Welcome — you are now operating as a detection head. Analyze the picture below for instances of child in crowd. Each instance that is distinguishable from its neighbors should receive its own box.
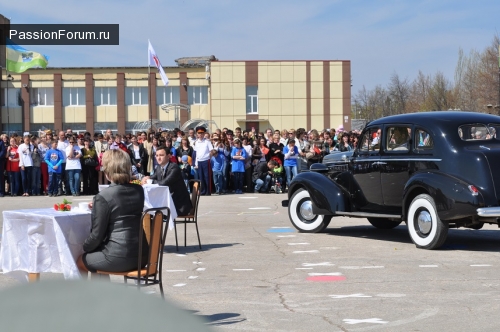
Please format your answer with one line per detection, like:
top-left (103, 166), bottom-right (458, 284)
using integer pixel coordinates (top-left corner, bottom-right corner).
top-left (231, 138), bottom-right (247, 194)
top-left (179, 155), bottom-right (193, 193)
top-left (45, 140), bottom-right (64, 197)
top-left (210, 149), bottom-right (225, 195)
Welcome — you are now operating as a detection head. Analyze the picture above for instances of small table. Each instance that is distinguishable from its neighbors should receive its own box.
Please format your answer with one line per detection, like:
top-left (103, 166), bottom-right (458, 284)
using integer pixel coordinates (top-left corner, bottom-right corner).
top-left (1, 208), bottom-right (92, 282)
top-left (99, 184), bottom-right (178, 229)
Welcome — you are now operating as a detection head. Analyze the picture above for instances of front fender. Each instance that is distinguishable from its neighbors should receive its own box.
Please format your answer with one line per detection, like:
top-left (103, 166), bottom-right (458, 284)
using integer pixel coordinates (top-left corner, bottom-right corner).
top-left (403, 172), bottom-right (485, 221)
top-left (288, 172), bottom-right (349, 215)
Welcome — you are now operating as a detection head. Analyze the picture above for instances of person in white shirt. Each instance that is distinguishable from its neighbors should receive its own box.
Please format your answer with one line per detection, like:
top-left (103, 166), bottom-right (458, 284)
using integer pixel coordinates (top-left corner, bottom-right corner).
top-left (193, 126), bottom-right (213, 195)
top-left (65, 136), bottom-right (82, 196)
top-left (18, 136), bottom-right (34, 196)
top-left (57, 131), bottom-right (70, 195)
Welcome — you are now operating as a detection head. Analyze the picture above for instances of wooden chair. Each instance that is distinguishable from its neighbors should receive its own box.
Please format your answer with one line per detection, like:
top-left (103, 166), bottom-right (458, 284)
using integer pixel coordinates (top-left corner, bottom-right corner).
top-left (96, 207), bottom-right (170, 299)
top-left (174, 179), bottom-right (201, 251)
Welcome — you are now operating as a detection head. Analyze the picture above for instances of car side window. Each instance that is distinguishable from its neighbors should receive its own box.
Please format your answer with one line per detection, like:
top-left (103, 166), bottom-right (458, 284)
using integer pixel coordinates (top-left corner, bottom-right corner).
top-left (359, 127), bottom-right (381, 153)
top-left (386, 126), bottom-right (411, 152)
top-left (414, 129), bottom-right (434, 150)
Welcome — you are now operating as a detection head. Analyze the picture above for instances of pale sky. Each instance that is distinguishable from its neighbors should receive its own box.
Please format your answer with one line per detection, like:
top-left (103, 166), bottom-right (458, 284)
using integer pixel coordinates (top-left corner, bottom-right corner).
top-left (2, 0), bottom-right (499, 91)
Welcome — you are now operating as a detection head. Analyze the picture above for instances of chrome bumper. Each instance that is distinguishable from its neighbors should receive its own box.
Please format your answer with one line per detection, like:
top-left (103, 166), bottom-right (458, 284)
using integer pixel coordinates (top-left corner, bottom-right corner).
top-left (477, 207), bottom-right (500, 217)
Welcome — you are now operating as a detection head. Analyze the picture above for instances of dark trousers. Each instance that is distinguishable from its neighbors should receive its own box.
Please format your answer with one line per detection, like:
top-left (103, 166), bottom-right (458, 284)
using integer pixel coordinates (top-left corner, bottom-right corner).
top-left (0, 160), bottom-right (4, 195)
top-left (233, 171), bottom-right (244, 191)
top-left (82, 166), bottom-right (98, 195)
top-left (245, 166), bottom-right (253, 192)
top-left (48, 172), bottom-right (61, 195)
top-left (20, 166), bottom-right (32, 194)
top-left (9, 171), bottom-right (21, 196)
top-left (59, 163), bottom-right (69, 194)
top-left (197, 160), bottom-right (211, 195)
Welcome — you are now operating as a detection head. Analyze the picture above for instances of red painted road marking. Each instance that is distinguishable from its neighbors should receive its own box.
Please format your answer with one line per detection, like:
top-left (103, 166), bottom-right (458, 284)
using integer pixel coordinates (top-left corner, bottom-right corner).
top-left (307, 276), bottom-right (346, 282)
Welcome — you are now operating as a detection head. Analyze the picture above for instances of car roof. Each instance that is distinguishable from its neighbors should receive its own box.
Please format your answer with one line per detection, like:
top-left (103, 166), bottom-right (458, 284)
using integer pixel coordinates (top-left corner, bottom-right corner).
top-left (368, 111), bottom-right (500, 128)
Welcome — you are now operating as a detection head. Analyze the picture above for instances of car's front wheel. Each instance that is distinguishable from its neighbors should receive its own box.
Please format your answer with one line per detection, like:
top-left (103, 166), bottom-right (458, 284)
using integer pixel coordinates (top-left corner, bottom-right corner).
top-left (289, 189), bottom-right (332, 233)
top-left (407, 194), bottom-right (448, 249)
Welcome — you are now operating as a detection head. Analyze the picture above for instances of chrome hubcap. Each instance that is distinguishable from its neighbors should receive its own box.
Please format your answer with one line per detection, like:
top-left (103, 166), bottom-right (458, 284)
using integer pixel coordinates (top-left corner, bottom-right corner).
top-left (299, 200), bottom-right (315, 220)
top-left (417, 210), bottom-right (432, 235)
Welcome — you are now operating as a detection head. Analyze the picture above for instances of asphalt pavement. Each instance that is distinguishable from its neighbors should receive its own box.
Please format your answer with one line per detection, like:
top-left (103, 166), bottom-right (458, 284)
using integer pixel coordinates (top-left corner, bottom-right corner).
top-left (1, 192), bottom-right (500, 331)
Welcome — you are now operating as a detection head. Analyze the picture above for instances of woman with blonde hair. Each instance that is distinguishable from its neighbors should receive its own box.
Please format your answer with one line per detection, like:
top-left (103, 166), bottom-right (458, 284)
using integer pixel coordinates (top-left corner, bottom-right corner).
top-left (77, 149), bottom-right (146, 274)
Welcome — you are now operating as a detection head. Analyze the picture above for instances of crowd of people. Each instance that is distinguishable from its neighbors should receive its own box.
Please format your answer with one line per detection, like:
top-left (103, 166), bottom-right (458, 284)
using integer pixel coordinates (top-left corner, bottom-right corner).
top-left (0, 124), bottom-right (362, 198)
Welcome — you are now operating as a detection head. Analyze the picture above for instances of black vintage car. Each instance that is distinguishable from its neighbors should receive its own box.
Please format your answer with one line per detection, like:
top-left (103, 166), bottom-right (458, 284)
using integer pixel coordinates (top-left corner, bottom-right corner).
top-left (284, 111), bottom-right (500, 249)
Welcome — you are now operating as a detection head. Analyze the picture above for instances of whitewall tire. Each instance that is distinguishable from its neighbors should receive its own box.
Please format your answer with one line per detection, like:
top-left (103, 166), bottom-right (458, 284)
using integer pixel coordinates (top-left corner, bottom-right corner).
top-left (288, 189), bottom-right (331, 233)
top-left (407, 194), bottom-right (448, 249)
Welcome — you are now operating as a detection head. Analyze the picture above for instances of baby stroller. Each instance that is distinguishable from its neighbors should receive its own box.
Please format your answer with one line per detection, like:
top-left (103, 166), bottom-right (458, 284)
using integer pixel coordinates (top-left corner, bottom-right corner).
top-left (269, 156), bottom-right (284, 194)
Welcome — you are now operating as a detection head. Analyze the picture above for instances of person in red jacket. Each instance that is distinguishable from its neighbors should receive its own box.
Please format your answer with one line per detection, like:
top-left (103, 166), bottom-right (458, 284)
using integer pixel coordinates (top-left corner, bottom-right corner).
top-left (6, 137), bottom-right (21, 197)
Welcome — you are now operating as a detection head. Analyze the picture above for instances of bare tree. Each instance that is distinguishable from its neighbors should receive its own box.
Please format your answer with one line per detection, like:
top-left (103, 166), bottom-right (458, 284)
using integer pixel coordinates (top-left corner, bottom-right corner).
top-left (388, 72), bottom-right (411, 114)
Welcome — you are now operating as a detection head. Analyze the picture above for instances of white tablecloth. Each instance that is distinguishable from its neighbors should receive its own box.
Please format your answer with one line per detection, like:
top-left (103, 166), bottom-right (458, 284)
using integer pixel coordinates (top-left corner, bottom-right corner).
top-left (1, 208), bottom-right (92, 282)
top-left (99, 184), bottom-right (177, 229)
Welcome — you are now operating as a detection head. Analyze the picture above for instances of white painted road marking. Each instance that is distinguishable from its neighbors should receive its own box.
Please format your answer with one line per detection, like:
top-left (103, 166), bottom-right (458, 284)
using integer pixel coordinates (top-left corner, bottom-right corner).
top-left (188, 276), bottom-right (198, 279)
top-left (287, 243), bottom-right (310, 245)
top-left (295, 268), bottom-right (313, 270)
top-left (176, 254), bottom-right (187, 257)
top-left (173, 283), bottom-right (186, 287)
top-left (330, 294), bottom-right (372, 299)
top-left (376, 293), bottom-right (406, 298)
top-left (419, 265), bottom-right (438, 267)
top-left (196, 267), bottom-right (206, 271)
top-left (293, 250), bottom-right (319, 254)
top-left (302, 262), bottom-right (335, 267)
top-left (233, 269), bottom-right (254, 271)
top-left (166, 270), bottom-right (187, 272)
top-left (343, 318), bottom-right (388, 325)
top-left (339, 266), bottom-right (384, 269)
top-left (308, 272), bottom-right (343, 276)
top-left (471, 264), bottom-right (492, 267)
top-left (249, 207), bottom-right (272, 210)
top-left (277, 235), bottom-right (296, 238)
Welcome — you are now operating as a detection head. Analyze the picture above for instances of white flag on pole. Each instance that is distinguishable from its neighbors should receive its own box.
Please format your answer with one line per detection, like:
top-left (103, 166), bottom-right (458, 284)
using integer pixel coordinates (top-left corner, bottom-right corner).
top-left (148, 40), bottom-right (169, 86)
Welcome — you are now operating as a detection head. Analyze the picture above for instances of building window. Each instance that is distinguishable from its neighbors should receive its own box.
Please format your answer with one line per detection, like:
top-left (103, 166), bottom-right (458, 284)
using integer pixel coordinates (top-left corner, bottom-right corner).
top-left (63, 87), bottom-right (85, 106)
top-left (30, 88), bottom-right (54, 106)
top-left (187, 86), bottom-right (208, 105)
top-left (125, 87), bottom-right (148, 105)
top-left (1, 88), bottom-right (22, 107)
top-left (156, 86), bottom-right (180, 105)
top-left (246, 86), bottom-right (258, 114)
top-left (94, 87), bottom-right (117, 106)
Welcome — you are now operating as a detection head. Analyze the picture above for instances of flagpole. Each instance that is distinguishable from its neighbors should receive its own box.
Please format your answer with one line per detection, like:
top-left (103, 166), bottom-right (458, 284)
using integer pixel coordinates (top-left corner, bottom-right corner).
top-left (148, 40), bottom-right (153, 131)
top-left (5, 69), bottom-right (12, 136)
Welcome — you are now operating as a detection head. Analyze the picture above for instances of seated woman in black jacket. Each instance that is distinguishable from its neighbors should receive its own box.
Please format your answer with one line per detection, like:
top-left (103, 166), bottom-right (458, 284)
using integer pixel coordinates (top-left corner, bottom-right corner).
top-left (77, 149), bottom-right (146, 274)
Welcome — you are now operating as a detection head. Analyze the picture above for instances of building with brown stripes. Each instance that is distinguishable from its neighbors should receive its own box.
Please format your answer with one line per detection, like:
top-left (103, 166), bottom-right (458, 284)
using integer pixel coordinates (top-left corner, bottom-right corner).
top-left (1, 59), bottom-right (351, 134)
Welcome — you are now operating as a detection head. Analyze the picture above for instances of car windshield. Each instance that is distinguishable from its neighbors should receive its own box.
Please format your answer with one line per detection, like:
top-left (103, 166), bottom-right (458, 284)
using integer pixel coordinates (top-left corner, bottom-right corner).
top-left (458, 124), bottom-right (500, 141)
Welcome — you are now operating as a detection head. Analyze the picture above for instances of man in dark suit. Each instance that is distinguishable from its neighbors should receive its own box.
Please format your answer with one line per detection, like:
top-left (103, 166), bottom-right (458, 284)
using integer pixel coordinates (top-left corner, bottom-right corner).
top-left (142, 146), bottom-right (192, 216)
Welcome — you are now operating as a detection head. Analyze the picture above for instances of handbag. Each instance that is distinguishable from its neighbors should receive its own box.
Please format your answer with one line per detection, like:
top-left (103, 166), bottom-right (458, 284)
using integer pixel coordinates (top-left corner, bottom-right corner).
top-left (84, 158), bottom-right (98, 167)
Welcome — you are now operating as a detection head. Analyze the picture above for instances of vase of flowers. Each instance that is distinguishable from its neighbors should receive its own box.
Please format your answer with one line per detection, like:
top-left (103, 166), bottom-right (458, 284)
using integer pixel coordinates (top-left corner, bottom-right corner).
top-left (54, 198), bottom-right (72, 211)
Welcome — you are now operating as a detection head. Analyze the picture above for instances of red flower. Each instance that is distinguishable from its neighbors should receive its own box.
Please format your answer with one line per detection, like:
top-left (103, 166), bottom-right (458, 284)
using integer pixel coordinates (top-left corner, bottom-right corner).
top-left (54, 204), bottom-right (59, 211)
top-left (59, 203), bottom-right (65, 210)
top-left (65, 204), bottom-right (71, 211)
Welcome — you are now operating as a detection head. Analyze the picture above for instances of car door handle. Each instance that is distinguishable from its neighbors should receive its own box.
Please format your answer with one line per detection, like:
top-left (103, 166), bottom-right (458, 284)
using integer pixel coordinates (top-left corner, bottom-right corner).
top-left (373, 161), bottom-right (387, 165)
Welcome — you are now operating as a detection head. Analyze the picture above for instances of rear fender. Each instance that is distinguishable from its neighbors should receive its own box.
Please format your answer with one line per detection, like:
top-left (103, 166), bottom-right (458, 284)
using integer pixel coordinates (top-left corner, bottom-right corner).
top-left (403, 172), bottom-right (485, 221)
top-left (288, 172), bottom-right (349, 215)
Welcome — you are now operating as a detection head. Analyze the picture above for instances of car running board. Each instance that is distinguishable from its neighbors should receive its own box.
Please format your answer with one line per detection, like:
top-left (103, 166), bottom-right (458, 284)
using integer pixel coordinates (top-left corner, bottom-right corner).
top-left (335, 211), bottom-right (402, 219)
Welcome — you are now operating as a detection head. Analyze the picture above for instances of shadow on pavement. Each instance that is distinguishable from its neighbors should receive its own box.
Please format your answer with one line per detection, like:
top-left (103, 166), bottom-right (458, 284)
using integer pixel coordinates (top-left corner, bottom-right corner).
top-left (186, 310), bottom-right (246, 326)
top-left (324, 225), bottom-right (500, 252)
top-left (163, 242), bottom-right (242, 254)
